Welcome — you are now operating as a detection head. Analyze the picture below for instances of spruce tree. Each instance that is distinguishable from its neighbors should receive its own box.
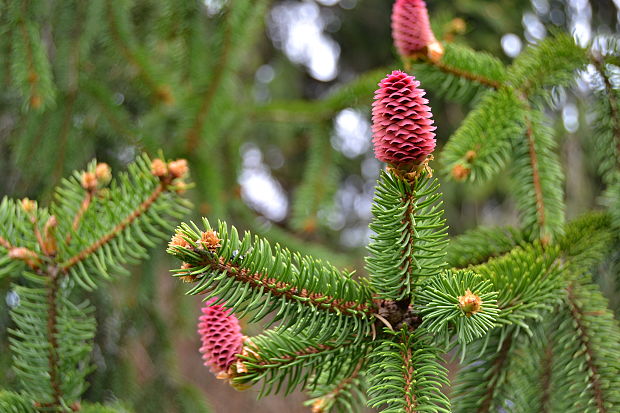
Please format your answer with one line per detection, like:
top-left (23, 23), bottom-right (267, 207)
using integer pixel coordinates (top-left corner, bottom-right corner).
top-left (166, 1), bottom-right (620, 412)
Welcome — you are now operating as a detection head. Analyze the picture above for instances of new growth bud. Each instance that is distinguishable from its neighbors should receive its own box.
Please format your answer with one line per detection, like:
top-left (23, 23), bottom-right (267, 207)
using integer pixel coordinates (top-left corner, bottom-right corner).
top-left (20, 198), bottom-right (36, 213)
top-left (169, 232), bottom-right (190, 249)
top-left (372, 70), bottom-right (436, 170)
top-left (95, 163), bottom-right (112, 184)
top-left (81, 172), bottom-right (97, 191)
top-left (458, 289), bottom-right (482, 317)
top-left (168, 159), bottom-right (188, 178)
top-left (151, 159), bottom-right (168, 177)
top-left (199, 230), bottom-right (221, 252)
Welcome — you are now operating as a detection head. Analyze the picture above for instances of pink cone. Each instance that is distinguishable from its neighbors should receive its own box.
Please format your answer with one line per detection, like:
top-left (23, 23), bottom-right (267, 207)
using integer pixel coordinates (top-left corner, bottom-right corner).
top-left (197, 298), bottom-right (243, 374)
top-left (371, 70), bottom-right (436, 166)
top-left (392, 0), bottom-right (437, 57)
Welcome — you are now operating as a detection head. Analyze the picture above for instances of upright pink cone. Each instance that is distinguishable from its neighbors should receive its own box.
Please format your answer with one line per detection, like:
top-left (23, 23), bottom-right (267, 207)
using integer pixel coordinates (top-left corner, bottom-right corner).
top-left (197, 298), bottom-right (243, 374)
top-left (371, 70), bottom-right (436, 167)
top-left (392, 0), bottom-right (439, 57)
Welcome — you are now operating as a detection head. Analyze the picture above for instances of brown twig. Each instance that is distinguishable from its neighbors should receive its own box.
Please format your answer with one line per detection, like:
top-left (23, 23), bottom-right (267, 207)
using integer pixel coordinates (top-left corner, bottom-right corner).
top-left (60, 183), bottom-right (165, 272)
top-left (420, 55), bottom-right (502, 90)
top-left (540, 341), bottom-right (554, 413)
top-left (402, 346), bottom-right (416, 413)
top-left (193, 256), bottom-right (373, 317)
top-left (184, 0), bottom-right (234, 152)
top-left (64, 191), bottom-right (93, 245)
top-left (46, 266), bottom-right (62, 406)
top-left (566, 283), bottom-right (607, 413)
top-left (0, 236), bottom-right (13, 250)
top-left (525, 117), bottom-right (547, 238)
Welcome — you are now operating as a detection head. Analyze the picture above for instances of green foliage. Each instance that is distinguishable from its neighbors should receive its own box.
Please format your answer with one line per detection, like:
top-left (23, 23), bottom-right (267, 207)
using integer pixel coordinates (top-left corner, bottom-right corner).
top-left (304, 361), bottom-right (367, 413)
top-left (366, 328), bottom-right (450, 413)
top-left (0, 391), bottom-right (36, 413)
top-left (472, 242), bottom-right (565, 334)
top-left (417, 270), bottom-right (499, 346)
top-left (506, 280), bottom-right (620, 412)
top-left (445, 225), bottom-right (526, 269)
top-left (510, 111), bottom-right (565, 242)
top-left (411, 42), bottom-right (506, 103)
top-left (0, 154), bottom-right (191, 411)
top-left (9, 279), bottom-right (96, 407)
top-left (451, 328), bottom-right (519, 413)
top-left (507, 33), bottom-right (588, 96)
top-left (290, 124), bottom-right (340, 233)
top-left (0, 198), bottom-right (36, 279)
top-left (53, 155), bottom-right (191, 290)
top-left (168, 219), bottom-right (374, 344)
top-left (365, 170), bottom-right (448, 300)
top-left (440, 88), bottom-right (526, 183)
top-left (235, 329), bottom-right (370, 398)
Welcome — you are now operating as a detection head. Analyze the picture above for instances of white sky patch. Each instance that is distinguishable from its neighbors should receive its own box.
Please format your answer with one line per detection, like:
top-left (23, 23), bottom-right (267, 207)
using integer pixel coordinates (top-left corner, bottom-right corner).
top-left (203, 0), bottom-right (227, 15)
top-left (523, 12), bottom-right (547, 42)
top-left (331, 108), bottom-right (371, 158)
top-left (568, 0), bottom-right (592, 47)
top-left (269, 1), bottom-right (341, 81)
top-left (562, 102), bottom-right (580, 133)
top-left (501, 33), bottom-right (522, 57)
top-left (239, 144), bottom-right (288, 221)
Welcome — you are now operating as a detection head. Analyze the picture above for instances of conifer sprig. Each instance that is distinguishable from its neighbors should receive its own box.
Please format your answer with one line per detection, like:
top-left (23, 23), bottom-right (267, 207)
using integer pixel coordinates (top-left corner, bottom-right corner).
top-left (366, 328), bottom-right (450, 413)
top-left (366, 170), bottom-right (448, 300)
top-left (1, 154), bottom-right (191, 411)
top-left (417, 270), bottom-right (499, 347)
top-left (233, 330), bottom-right (371, 398)
top-left (168, 219), bottom-right (375, 343)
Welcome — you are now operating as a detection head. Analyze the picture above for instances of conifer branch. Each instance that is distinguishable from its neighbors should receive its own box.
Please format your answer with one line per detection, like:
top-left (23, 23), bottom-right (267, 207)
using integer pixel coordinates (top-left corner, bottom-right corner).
top-left (592, 56), bottom-right (620, 171)
top-left (188, 253), bottom-right (371, 317)
top-left (476, 332), bottom-right (513, 413)
top-left (566, 283), bottom-right (607, 413)
top-left (539, 341), bottom-right (553, 413)
top-left (16, 4), bottom-right (40, 107)
top-left (524, 116), bottom-right (547, 239)
top-left (105, 0), bottom-right (172, 105)
top-left (315, 358), bottom-right (365, 410)
top-left (185, 1), bottom-right (233, 152)
top-left (52, 92), bottom-right (78, 186)
top-left (421, 55), bottom-right (501, 90)
top-left (60, 182), bottom-right (165, 272)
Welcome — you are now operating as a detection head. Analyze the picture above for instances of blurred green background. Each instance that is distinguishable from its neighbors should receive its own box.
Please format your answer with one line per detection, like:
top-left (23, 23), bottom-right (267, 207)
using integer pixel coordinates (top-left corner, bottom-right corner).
top-left (0, 0), bottom-right (618, 411)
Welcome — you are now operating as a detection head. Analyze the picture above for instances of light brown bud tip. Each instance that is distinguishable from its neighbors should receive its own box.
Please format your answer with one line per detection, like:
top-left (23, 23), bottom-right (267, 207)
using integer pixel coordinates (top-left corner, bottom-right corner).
top-left (168, 159), bottom-right (189, 178)
top-left (427, 40), bottom-right (445, 62)
top-left (151, 159), bottom-right (168, 177)
top-left (465, 150), bottom-right (477, 162)
top-left (21, 198), bottom-right (36, 213)
top-left (81, 172), bottom-right (98, 191)
top-left (199, 230), bottom-right (221, 251)
top-left (8, 247), bottom-right (40, 268)
top-left (451, 164), bottom-right (471, 181)
top-left (169, 232), bottom-right (190, 248)
top-left (95, 163), bottom-right (112, 183)
top-left (458, 289), bottom-right (482, 317)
